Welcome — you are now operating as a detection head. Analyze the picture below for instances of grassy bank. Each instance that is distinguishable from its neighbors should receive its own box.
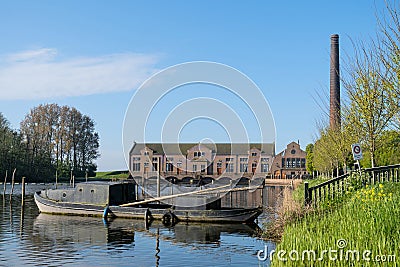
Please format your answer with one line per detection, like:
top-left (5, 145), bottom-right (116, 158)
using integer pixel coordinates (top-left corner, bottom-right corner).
top-left (95, 170), bottom-right (130, 180)
top-left (270, 181), bottom-right (400, 266)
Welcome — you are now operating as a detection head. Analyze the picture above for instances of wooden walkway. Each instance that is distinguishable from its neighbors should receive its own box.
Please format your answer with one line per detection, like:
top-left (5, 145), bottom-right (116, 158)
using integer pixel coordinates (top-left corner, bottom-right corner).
top-left (264, 178), bottom-right (302, 187)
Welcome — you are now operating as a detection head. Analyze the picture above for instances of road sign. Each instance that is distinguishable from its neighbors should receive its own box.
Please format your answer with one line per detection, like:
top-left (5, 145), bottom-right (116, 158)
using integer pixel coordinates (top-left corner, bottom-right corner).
top-left (351, 143), bottom-right (363, 160)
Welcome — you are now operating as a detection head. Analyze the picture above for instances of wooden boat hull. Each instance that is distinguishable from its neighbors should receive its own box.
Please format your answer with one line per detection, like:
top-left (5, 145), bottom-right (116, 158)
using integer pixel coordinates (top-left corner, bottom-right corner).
top-left (34, 191), bottom-right (262, 223)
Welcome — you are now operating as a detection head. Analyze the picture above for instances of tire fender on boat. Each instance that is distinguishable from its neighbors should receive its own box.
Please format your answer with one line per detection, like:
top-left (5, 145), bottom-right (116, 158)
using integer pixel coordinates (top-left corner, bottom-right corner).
top-left (144, 208), bottom-right (152, 222)
top-left (162, 211), bottom-right (178, 226)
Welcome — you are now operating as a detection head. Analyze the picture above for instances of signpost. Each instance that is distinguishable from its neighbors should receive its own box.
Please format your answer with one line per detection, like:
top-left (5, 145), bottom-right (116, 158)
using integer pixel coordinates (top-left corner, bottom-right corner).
top-left (351, 143), bottom-right (363, 173)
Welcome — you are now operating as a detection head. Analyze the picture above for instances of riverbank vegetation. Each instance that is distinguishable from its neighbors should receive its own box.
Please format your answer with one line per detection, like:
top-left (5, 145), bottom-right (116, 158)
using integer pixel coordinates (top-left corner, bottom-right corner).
top-left (0, 104), bottom-right (99, 182)
top-left (307, 1), bottom-right (400, 177)
top-left (270, 180), bottom-right (400, 266)
top-left (273, 3), bottom-right (400, 264)
top-left (95, 170), bottom-right (130, 180)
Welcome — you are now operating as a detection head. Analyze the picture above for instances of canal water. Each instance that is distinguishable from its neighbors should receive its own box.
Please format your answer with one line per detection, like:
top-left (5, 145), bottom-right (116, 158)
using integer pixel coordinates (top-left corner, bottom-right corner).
top-left (0, 184), bottom-right (281, 267)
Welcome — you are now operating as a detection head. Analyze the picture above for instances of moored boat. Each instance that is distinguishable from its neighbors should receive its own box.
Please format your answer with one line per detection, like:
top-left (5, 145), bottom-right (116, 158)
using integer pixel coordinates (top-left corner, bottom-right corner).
top-left (34, 181), bottom-right (262, 224)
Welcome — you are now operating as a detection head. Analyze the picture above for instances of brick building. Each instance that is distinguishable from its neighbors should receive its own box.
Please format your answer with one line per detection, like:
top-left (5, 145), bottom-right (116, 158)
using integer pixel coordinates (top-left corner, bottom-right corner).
top-left (129, 142), bottom-right (275, 180)
top-left (270, 141), bottom-right (308, 179)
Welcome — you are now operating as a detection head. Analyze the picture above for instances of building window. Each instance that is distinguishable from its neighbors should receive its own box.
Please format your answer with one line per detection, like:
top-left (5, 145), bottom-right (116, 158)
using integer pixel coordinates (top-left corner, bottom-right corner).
top-left (193, 165), bottom-right (197, 172)
top-left (166, 157), bottom-right (174, 162)
top-left (301, 158), bottom-right (306, 168)
top-left (251, 152), bottom-right (257, 157)
top-left (296, 158), bottom-right (301, 168)
top-left (240, 157), bottom-right (248, 162)
top-left (194, 151), bottom-right (204, 157)
top-left (282, 158), bottom-right (285, 168)
top-left (166, 163), bottom-right (174, 172)
top-left (152, 162), bottom-right (158, 171)
top-left (133, 157), bottom-right (140, 161)
top-left (252, 162), bottom-right (257, 173)
top-left (144, 151), bottom-right (149, 156)
top-left (217, 162), bottom-right (222, 168)
top-left (132, 163), bottom-right (140, 171)
top-left (144, 162), bottom-right (149, 167)
top-left (225, 163), bottom-right (234, 173)
top-left (240, 163), bottom-right (248, 172)
top-left (261, 158), bottom-right (269, 162)
top-left (153, 157), bottom-right (158, 162)
top-left (291, 158), bottom-right (296, 168)
top-left (261, 163), bottom-right (269, 173)
top-left (226, 158), bottom-right (232, 162)
top-left (201, 164), bottom-right (206, 173)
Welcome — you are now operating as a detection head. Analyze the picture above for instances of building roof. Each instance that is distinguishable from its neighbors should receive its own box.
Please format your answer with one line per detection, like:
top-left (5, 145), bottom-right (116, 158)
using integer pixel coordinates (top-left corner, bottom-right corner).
top-left (130, 142), bottom-right (275, 156)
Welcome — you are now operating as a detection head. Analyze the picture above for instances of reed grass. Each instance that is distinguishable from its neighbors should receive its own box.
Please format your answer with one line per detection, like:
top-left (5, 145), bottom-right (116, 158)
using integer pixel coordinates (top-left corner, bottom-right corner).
top-left (271, 182), bottom-right (400, 266)
top-left (263, 177), bottom-right (330, 240)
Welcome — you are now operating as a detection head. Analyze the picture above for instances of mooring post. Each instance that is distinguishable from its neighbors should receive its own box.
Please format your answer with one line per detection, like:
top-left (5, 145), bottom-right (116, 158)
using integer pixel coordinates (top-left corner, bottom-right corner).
top-left (72, 175), bottom-right (75, 188)
top-left (10, 168), bottom-right (16, 202)
top-left (21, 177), bottom-right (25, 208)
top-left (304, 181), bottom-right (310, 207)
top-left (3, 170), bottom-right (7, 195)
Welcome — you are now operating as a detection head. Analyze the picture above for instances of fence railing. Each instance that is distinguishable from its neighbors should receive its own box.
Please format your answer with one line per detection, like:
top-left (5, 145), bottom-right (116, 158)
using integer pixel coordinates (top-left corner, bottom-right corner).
top-left (304, 164), bottom-right (400, 207)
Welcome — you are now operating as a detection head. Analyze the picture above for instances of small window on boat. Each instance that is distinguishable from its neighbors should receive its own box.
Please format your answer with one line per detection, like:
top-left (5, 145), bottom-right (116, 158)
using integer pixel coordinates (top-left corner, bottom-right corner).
top-left (62, 192), bottom-right (67, 198)
top-left (79, 188), bottom-right (83, 192)
top-left (91, 189), bottom-right (95, 193)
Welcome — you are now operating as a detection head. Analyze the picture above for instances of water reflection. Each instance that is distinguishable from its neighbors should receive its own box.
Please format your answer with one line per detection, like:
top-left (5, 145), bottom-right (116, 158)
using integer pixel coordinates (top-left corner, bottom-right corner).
top-left (0, 185), bottom-right (281, 267)
top-left (30, 214), bottom-right (263, 266)
top-left (34, 214), bottom-right (135, 246)
top-left (33, 214), bottom-right (261, 247)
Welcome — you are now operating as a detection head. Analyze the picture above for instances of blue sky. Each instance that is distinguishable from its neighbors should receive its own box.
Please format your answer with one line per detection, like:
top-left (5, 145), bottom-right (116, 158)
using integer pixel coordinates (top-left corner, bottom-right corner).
top-left (0, 1), bottom-right (384, 171)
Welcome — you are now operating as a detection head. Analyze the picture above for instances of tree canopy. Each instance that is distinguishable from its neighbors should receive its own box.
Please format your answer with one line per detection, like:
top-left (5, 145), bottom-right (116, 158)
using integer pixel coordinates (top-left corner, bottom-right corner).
top-left (312, 1), bottom-right (400, 174)
top-left (0, 104), bottom-right (100, 182)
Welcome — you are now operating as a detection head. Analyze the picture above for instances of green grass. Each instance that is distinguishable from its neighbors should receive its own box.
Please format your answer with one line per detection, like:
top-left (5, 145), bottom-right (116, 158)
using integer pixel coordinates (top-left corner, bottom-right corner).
top-left (271, 182), bottom-right (400, 266)
top-left (95, 170), bottom-right (130, 180)
top-left (292, 176), bottom-right (331, 202)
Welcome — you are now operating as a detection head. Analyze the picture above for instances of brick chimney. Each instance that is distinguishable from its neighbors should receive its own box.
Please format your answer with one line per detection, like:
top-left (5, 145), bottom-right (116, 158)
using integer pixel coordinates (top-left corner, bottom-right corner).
top-left (330, 34), bottom-right (341, 129)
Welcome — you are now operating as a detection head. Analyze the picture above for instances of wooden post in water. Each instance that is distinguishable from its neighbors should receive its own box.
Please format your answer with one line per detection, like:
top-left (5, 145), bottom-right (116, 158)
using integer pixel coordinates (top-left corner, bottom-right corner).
top-left (3, 170), bottom-right (7, 195)
top-left (70, 169), bottom-right (73, 187)
top-left (72, 175), bottom-right (75, 188)
top-left (55, 170), bottom-right (58, 189)
top-left (157, 157), bottom-right (161, 199)
top-left (20, 178), bottom-right (25, 237)
top-left (156, 173), bottom-right (161, 205)
top-left (10, 168), bottom-right (16, 202)
top-left (21, 177), bottom-right (25, 208)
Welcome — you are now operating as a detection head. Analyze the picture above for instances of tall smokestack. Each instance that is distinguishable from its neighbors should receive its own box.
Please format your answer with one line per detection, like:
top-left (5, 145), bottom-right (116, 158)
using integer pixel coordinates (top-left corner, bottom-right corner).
top-left (330, 34), bottom-right (341, 129)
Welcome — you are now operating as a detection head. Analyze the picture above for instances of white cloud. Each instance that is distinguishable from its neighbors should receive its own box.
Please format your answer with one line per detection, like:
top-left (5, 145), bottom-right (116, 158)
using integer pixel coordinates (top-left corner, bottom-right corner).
top-left (0, 48), bottom-right (159, 100)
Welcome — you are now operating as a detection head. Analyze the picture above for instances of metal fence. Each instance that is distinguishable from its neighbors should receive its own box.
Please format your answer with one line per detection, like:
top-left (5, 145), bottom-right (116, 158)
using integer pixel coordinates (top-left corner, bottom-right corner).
top-left (304, 164), bottom-right (400, 207)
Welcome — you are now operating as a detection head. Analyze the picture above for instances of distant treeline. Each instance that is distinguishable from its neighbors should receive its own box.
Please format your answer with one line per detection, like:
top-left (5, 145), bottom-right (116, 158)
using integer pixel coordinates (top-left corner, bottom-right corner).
top-left (0, 104), bottom-right (99, 182)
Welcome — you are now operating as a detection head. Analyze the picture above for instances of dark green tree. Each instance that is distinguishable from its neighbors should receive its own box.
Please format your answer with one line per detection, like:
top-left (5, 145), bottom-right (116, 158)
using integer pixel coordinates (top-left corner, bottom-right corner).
top-left (305, 143), bottom-right (314, 174)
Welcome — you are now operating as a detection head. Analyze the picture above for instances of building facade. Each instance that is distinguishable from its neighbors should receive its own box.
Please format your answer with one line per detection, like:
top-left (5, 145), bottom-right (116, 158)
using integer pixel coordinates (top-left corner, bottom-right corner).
top-left (129, 143), bottom-right (275, 180)
top-left (270, 141), bottom-right (308, 179)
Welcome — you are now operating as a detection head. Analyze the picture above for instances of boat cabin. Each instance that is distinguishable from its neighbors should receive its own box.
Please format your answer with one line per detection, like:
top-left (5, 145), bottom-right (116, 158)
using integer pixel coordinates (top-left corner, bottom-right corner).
top-left (47, 182), bottom-right (136, 205)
